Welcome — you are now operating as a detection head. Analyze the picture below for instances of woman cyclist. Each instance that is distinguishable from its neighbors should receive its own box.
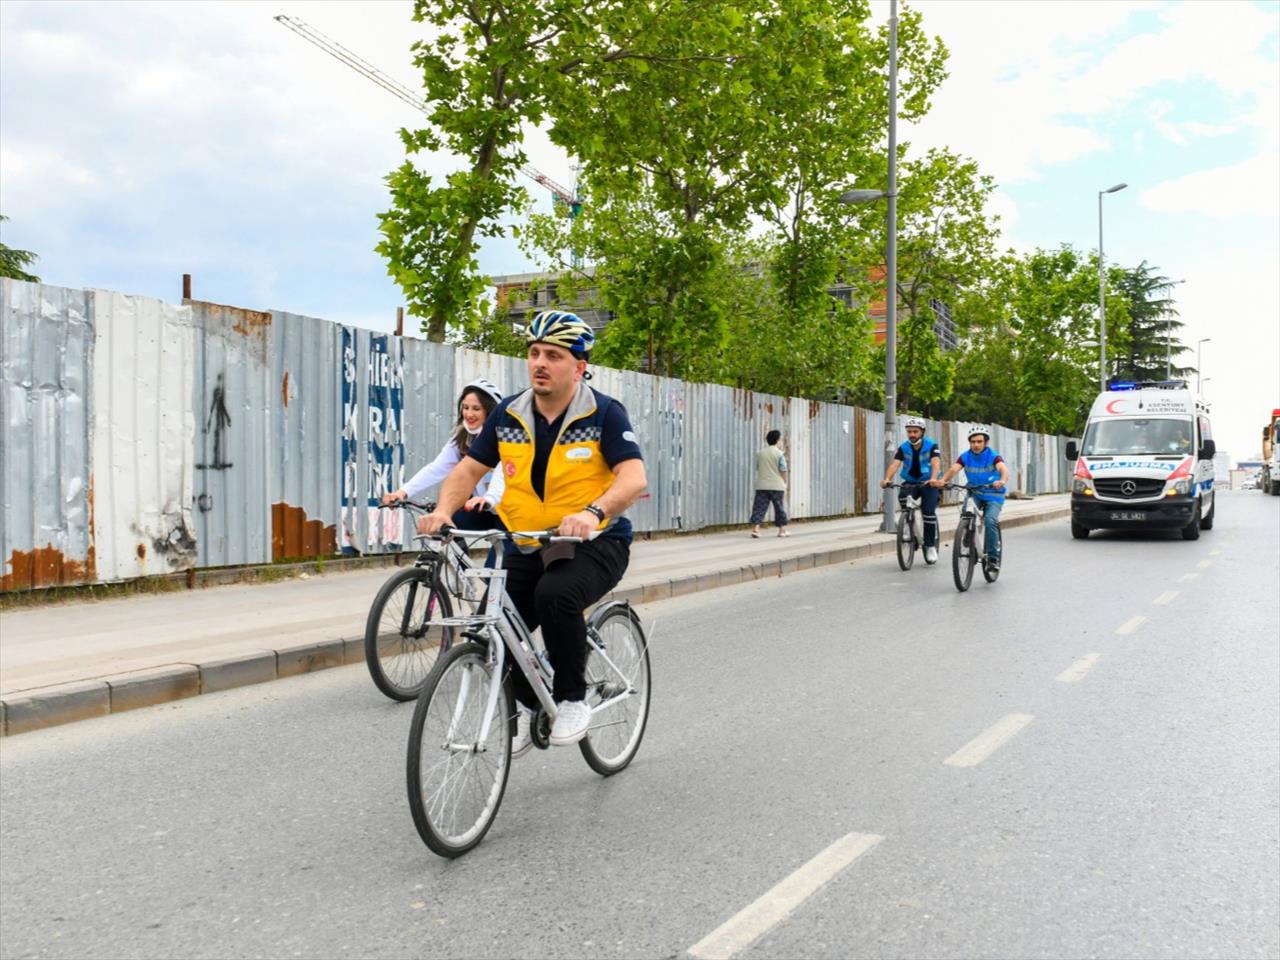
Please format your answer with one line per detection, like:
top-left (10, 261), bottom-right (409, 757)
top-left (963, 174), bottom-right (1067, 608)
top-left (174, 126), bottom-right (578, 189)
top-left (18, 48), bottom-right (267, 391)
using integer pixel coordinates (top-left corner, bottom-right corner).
top-left (382, 378), bottom-right (506, 534)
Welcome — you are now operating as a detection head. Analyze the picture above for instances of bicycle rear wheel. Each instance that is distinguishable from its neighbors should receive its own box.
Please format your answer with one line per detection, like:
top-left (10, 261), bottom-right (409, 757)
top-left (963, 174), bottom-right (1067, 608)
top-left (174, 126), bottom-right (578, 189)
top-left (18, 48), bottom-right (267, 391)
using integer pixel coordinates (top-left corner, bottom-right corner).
top-left (952, 517), bottom-right (976, 592)
top-left (895, 510), bottom-right (915, 571)
top-left (406, 642), bottom-right (514, 858)
top-left (579, 605), bottom-right (651, 776)
top-left (982, 525), bottom-right (1003, 583)
top-left (364, 567), bottom-right (453, 701)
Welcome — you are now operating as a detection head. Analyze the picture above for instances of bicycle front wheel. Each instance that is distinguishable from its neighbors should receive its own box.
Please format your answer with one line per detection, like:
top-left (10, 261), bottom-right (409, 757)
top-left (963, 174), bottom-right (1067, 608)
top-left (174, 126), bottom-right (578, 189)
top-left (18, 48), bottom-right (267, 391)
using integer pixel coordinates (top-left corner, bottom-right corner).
top-left (895, 510), bottom-right (915, 571)
top-left (580, 605), bottom-right (652, 777)
top-left (365, 567), bottom-right (453, 701)
top-left (406, 642), bottom-right (514, 858)
top-left (952, 518), bottom-right (976, 592)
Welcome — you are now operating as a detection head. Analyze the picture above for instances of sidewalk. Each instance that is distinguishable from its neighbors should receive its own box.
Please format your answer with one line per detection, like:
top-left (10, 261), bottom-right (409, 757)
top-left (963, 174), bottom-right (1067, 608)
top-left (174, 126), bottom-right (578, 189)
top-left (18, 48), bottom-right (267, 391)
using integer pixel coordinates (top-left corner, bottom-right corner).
top-left (0, 495), bottom-right (1070, 735)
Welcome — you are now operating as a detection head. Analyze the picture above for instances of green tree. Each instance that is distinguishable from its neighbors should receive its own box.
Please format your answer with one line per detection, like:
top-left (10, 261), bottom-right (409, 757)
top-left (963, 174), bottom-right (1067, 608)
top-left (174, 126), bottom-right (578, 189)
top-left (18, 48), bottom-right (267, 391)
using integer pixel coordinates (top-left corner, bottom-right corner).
top-left (377, 1), bottom-right (725, 342)
top-left (947, 245), bottom-right (1129, 435)
top-left (1112, 261), bottom-right (1190, 382)
top-left (0, 216), bottom-right (40, 282)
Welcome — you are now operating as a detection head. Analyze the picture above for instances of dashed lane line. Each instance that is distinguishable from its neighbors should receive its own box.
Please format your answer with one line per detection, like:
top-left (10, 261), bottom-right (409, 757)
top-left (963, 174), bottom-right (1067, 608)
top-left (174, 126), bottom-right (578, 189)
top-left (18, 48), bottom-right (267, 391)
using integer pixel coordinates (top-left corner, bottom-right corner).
top-left (1115, 615), bottom-right (1149, 636)
top-left (1056, 654), bottom-right (1101, 683)
top-left (1196, 559), bottom-right (1213, 570)
top-left (1153, 590), bottom-right (1178, 606)
top-left (686, 832), bottom-right (884, 960)
top-left (943, 714), bottom-right (1035, 768)
top-left (1178, 572), bottom-right (1199, 582)
top-left (1210, 548), bottom-right (1222, 556)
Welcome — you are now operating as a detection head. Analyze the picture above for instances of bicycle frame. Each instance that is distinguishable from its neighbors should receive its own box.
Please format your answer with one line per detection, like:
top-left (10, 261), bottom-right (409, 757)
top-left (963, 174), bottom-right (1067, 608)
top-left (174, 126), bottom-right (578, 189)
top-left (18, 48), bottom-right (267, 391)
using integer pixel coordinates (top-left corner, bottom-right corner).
top-left (423, 529), bottom-right (641, 750)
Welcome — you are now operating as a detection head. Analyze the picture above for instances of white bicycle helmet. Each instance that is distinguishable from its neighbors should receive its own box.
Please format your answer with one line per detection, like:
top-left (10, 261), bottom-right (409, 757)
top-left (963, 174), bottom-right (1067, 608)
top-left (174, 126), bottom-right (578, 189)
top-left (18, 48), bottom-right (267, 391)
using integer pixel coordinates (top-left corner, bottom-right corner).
top-left (968, 424), bottom-right (992, 441)
top-left (460, 377), bottom-right (503, 406)
top-left (904, 416), bottom-right (928, 431)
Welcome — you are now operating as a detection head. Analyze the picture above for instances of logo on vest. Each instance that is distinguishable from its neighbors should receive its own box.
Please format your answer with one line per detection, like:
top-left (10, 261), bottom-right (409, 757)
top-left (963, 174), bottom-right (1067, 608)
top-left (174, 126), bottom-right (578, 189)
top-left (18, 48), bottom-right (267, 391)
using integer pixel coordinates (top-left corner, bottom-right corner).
top-left (566, 448), bottom-right (593, 461)
top-left (504, 460), bottom-right (516, 477)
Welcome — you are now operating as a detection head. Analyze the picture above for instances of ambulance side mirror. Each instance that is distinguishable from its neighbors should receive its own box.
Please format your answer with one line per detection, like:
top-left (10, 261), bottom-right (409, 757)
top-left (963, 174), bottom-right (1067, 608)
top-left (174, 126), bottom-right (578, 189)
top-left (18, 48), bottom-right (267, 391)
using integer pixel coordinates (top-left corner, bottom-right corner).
top-left (1198, 439), bottom-right (1215, 461)
top-left (1065, 441), bottom-right (1078, 461)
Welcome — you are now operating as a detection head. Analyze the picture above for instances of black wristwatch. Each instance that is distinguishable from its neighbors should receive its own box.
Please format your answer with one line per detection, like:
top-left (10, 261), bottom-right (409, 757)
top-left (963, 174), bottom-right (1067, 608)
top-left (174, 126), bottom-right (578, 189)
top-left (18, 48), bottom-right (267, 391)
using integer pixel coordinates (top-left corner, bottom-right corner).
top-left (583, 504), bottom-right (606, 522)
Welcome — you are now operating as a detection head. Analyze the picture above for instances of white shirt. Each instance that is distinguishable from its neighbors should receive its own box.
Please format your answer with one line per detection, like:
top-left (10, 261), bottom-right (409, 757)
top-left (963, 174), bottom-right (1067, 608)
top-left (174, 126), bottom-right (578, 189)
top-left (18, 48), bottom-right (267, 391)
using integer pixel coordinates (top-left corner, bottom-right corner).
top-left (402, 438), bottom-right (505, 505)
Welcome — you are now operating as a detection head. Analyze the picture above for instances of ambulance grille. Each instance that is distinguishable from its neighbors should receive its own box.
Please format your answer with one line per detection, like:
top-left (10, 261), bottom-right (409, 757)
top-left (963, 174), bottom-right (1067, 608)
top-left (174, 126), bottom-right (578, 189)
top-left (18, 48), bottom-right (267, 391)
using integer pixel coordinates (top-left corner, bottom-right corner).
top-left (1094, 478), bottom-right (1164, 499)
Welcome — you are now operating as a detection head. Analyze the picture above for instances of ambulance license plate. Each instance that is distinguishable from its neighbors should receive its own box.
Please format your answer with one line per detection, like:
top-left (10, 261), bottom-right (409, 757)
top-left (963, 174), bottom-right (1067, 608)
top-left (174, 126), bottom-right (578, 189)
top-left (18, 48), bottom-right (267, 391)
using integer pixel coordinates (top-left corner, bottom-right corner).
top-left (1115, 511), bottom-right (1147, 521)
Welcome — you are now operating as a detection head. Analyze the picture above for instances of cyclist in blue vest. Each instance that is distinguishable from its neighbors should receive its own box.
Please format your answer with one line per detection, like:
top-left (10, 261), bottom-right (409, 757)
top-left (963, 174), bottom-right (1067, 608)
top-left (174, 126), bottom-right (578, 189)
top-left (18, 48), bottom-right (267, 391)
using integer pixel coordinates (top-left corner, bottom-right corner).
top-left (934, 424), bottom-right (1008, 570)
top-left (879, 416), bottom-right (942, 564)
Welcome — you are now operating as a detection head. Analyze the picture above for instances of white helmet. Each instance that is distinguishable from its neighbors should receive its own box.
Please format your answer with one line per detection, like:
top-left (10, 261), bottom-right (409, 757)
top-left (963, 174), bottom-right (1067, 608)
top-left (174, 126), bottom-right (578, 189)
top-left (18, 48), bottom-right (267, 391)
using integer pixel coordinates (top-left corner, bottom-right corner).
top-left (968, 424), bottom-right (992, 441)
top-left (460, 377), bottom-right (502, 406)
top-left (904, 416), bottom-right (928, 431)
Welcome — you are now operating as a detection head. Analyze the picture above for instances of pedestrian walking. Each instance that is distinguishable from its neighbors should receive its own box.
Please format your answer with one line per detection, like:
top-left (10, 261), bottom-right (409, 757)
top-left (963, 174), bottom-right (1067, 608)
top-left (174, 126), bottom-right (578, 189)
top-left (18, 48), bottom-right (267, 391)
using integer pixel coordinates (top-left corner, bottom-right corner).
top-left (750, 429), bottom-right (790, 538)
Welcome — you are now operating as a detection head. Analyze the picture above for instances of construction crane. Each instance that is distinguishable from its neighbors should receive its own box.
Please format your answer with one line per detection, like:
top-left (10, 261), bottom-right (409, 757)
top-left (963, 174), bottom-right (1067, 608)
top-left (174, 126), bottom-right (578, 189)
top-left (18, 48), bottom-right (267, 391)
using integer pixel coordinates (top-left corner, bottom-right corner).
top-left (275, 15), bottom-right (584, 242)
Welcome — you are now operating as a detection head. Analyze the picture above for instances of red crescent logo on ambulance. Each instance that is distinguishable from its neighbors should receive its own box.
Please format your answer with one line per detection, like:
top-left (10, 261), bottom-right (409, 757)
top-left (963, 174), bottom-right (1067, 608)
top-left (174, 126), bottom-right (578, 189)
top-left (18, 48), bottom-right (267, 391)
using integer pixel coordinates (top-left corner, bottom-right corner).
top-left (1106, 399), bottom-right (1126, 414)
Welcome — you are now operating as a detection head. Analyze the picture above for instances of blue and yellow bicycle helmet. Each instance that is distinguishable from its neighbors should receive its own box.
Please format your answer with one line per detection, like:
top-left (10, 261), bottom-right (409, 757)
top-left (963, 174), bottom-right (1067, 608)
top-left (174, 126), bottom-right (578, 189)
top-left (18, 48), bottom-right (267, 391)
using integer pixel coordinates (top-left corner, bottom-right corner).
top-left (526, 310), bottom-right (595, 359)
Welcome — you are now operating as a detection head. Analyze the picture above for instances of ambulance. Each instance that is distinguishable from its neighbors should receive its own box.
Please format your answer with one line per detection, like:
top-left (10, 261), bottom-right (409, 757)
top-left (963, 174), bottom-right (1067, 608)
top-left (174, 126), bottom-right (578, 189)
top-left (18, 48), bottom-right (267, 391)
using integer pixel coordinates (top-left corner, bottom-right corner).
top-left (1065, 380), bottom-right (1216, 540)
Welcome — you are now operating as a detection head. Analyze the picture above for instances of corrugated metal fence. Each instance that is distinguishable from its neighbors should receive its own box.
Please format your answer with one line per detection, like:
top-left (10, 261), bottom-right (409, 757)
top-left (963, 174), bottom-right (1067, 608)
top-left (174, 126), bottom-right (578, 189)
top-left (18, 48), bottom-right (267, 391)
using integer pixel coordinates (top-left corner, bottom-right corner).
top-left (1, 279), bottom-right (1072, 589)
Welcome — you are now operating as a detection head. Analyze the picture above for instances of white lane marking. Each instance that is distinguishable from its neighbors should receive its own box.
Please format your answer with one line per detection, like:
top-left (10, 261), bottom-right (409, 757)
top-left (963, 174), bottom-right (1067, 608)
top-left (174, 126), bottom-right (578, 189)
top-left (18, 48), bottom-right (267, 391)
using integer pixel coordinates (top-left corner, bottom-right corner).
top-left (687, 832), bottom-right (883, 960)
top-left (1196, 559), bottom-right (1212, 570)
top-left (943, 714), bottom-right (1035, 768)
top-left (1056, 654), bottom-right (1101, 683)
top-left (1178, 572), bottom-right (1199, 582)
top-left (1153, 590), bottom-right (1178, 606)
top-left (1115, 615), bottom-right (1148, 636)
top-left (1210, 548), bottom-right (1221, 556)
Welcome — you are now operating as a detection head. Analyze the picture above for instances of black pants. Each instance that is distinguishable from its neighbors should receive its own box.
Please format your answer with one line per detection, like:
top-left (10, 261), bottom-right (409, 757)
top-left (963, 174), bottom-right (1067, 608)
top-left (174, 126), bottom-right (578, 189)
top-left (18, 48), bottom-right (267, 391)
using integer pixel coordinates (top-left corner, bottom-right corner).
top-left (502, 537), bottom-right (630, 706)
top-left (449, 505), bottom-right (504, 566)
top-left (750, 490), bottom-right (788, 526)
top-left (898, 482), bottom-right (939, 548)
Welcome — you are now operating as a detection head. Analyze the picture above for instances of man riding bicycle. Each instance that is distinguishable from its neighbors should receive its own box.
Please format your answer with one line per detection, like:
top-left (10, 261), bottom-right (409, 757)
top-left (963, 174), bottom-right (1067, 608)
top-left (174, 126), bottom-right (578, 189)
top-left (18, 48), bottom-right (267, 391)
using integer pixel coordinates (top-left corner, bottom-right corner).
top-left (417, 310), bottom-right (647, 749)
top-left (880, 416), bottom-right (942, 564)
top-left (934, 424), bottom-right (1008, 570)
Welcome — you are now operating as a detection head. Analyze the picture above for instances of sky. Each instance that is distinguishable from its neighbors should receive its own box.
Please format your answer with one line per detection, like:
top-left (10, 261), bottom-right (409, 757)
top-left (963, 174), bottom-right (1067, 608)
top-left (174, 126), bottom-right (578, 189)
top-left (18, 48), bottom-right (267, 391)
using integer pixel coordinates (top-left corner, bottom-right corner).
top-left (1, 0), bottom-right (1277, 462)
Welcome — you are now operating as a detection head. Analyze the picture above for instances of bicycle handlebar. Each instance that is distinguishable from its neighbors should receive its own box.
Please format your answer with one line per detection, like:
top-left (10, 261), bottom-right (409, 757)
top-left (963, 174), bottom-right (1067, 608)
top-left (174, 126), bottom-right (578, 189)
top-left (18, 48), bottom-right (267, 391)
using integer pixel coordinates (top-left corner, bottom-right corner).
top-left (418, 527), bottom-right (599, 545)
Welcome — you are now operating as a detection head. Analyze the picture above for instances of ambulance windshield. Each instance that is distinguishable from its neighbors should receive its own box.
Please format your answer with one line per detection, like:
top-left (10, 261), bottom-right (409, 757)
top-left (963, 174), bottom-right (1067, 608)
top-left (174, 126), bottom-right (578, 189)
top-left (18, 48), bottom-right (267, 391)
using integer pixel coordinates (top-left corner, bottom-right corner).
top-left (1082, 418), bottom-right (1193, 456)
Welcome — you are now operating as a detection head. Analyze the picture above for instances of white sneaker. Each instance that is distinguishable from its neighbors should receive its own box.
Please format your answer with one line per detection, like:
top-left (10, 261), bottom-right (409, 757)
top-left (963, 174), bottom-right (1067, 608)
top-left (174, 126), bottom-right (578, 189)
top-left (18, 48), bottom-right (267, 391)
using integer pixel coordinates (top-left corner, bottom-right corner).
top-left (549, 700), bottom-right (592, 746)
top-left (924, 546), bottom-right (938, 564)
top-left (512, 707), bottom-right (533, 758)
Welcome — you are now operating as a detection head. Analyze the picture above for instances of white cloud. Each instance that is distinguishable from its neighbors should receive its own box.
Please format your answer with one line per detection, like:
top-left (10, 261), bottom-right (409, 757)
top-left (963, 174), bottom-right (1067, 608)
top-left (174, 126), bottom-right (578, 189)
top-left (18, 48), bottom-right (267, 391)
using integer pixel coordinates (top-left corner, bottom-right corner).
top-left (902, 0), bottom-right (1279, 183)
top-left (1140, 152), bottom-right (1280, 217)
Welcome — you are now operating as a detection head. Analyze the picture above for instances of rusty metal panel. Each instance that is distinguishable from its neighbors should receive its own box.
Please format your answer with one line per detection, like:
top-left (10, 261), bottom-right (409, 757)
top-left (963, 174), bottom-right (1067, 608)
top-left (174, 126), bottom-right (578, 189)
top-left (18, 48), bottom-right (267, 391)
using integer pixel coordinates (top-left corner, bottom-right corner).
top-left (189, 299), bottom-right (271, 568)
top-left (1, 280), bottom-right (96, 589)
top-left (271, 311), bottom-right (340, 560)
top-left (92, 290), bottom-right (198, 581)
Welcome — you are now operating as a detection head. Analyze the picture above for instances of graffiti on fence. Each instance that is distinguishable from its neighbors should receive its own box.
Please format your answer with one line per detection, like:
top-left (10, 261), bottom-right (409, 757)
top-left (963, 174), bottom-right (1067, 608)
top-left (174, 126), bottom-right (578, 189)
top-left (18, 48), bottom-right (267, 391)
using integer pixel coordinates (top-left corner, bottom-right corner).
top-left (341, 330), bottom-right (406, 552)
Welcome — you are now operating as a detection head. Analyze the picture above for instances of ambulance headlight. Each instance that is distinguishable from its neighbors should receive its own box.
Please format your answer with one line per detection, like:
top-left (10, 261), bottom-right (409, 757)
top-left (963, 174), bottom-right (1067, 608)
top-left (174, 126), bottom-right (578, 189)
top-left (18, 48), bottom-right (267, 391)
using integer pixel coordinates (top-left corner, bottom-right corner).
top-left (1073, 479), bottom-right (1093, 495)
top-left (1167, 478), bottom-right (1191, 496)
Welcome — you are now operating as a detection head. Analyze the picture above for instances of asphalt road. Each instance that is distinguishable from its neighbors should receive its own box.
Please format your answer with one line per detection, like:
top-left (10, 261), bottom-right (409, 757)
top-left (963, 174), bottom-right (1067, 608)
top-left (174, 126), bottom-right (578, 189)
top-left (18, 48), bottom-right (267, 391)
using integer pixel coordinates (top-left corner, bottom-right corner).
top-left (2, 490), bottom-right (1277, 960)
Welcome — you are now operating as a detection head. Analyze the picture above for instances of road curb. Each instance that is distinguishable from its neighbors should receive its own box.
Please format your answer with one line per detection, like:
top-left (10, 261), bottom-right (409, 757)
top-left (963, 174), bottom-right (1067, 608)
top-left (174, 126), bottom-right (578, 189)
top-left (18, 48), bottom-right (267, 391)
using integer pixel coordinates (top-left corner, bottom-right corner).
top-left (0, 504), bottom-right (1071, 738)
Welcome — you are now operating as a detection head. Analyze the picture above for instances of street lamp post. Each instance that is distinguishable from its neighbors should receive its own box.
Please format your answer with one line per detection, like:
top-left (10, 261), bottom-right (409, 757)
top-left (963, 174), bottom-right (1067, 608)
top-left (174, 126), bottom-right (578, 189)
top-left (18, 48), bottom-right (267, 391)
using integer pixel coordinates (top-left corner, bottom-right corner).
top-left (1201, 377), bottom-right (1212, 401)
top-left (1197, 338), bottom-right (1211, 394)
top-left (1098, 182), bottom-right (1128, 391)
top-left (839, 0), bottom-right (898, 534)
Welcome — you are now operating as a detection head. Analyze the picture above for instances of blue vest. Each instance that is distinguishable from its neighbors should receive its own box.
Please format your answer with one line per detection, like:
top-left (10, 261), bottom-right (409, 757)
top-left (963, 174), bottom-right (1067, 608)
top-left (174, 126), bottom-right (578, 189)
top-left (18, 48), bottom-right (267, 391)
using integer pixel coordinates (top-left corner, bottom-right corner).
top-left (897, 438), bottom-right (939, 482)
top-left (958, 448), bottom-right (1004, 502)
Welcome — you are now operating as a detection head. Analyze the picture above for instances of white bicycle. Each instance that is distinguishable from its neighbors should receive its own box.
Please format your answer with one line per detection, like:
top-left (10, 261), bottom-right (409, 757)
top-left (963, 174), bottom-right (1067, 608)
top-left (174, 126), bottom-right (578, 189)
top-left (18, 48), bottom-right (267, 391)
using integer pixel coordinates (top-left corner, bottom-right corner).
top-left (405, 527), bottom-right (652, 858)
top-left (889, 482), bottom-right (931, 570)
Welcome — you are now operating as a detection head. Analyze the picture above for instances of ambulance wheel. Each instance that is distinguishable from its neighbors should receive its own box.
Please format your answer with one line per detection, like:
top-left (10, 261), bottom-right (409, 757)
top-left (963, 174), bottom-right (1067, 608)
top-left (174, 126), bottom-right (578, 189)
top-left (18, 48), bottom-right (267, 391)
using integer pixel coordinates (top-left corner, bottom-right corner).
top-left (1070, 522), bottom-right (1090, 540)
top-left (1181, 501), bottom-right (1201, 541)
top-left (1199, 496), bottom-right (1215, 530)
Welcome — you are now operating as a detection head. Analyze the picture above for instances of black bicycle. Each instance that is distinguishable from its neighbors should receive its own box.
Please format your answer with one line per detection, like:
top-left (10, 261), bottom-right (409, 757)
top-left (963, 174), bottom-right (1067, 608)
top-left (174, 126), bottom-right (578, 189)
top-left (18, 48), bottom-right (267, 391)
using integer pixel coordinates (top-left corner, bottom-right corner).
top-left (945, 484), bottom-right (1004, 592)
top-left (363, 500), bottom-right (486, 701)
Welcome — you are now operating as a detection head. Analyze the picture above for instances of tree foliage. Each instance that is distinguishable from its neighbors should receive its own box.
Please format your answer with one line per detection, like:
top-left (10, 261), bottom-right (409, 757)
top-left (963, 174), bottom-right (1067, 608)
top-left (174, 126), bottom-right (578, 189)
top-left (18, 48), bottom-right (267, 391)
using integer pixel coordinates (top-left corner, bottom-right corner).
top-left (1112, 261), bottom-right (1190, 382)
top-left (0, 216), bottom-right (40, 283)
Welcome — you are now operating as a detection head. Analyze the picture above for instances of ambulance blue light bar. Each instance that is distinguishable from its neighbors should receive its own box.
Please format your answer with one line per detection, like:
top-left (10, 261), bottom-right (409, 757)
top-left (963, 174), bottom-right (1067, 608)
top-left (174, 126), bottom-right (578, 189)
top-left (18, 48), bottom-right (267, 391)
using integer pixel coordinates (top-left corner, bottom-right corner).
top-left (1108, 380), bottom-right (1139, 391)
